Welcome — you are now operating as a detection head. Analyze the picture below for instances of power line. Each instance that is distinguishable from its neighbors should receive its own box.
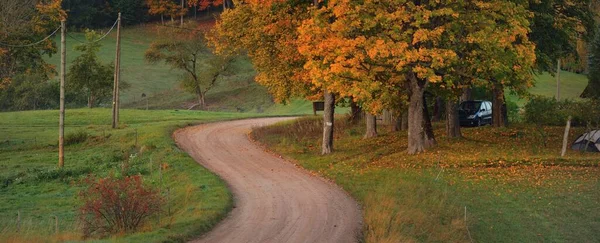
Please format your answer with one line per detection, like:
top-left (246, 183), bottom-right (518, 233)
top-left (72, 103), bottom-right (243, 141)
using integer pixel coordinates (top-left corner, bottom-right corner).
top-left (67, 18), bottom-right (119, 44)
top-left (0, 26), bottom-right (61, 48)
top-left (67, 33), bottom-right (86, 44)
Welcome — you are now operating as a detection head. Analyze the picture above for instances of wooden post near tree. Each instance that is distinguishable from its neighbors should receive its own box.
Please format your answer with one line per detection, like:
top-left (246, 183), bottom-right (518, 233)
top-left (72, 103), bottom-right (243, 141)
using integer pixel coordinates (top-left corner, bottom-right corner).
top-left (561, 116), bottom-right (572, 157)
top-left (111, 13), bottom-right (122, 129)
top-left (58, 20), bottom-right (66, 168)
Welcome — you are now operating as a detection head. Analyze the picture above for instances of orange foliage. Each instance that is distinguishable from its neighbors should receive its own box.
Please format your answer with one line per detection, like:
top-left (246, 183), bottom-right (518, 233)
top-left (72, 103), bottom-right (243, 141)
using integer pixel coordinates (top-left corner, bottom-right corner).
top-left (146, 0), bottom-right (186, 19)
top-left (297, 0), bottom-right (536, 113)
top-left (188, 0), bottom-right (223, 10)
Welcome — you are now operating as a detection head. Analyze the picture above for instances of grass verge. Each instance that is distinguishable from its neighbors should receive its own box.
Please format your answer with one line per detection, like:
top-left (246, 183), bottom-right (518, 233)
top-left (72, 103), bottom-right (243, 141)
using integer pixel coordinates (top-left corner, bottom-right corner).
top-left (0, 108), bottom-right (258, 242)
top-left (251, 117), bottom-right (600, 242)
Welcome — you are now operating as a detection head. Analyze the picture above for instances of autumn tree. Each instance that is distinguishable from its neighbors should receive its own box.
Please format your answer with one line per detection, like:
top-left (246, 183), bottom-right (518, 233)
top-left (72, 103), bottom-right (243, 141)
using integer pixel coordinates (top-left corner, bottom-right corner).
top-left (68, 30), bottom-right (115, 108)
top-left (146, 28), bottom-right (230, 109)
top-left (209, 0), bottom-right (339, 153)
top-left (188, 0), bottom-right (224, 11)
top-left (146, 0), bottom-right (185, 24)
top-left (0, 0), bottom-right (65, 110)
top-left (298, 0), bottom-right (536, 154)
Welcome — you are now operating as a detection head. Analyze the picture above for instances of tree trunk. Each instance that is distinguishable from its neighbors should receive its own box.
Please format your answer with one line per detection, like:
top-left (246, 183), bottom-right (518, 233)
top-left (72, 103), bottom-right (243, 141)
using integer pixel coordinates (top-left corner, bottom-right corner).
top-left (180, 0), bottom-right (184, 27)
top-left (422, 94), bottom-right (437, 148)
top-left (407, 72), bottom-right (428, 154)
top-left (460, 87), bottom-right (472, 102)
top-left (196, 89), bottom-right (205, 110)
top-left (349, 99), bottom-right (362, 124)
top-left (492, 85), bottom-right (505, 127)
top-left (401, 111), bottom-right (408, 131)
top-left (393, 110), bottom-right (408, 132)
top-left (432, 97), bottom-right (443, 122)
top-left (224, 0), bottom-right (234, 9)
top-left (322, 90), bottom-right (335, 155)
top-left (393, 111), bottom-right (401, 132)
top-left (364, 113), bottom-right (377, 139)
top-left (445, 99), bottom-right (461, 138)
top-left (87, 94), bottom-right (96, 108)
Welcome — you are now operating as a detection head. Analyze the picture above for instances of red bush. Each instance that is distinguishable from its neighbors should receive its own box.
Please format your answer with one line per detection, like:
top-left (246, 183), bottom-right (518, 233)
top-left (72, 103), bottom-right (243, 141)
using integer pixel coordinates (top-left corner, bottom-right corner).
top-left (78, 175), bottom-right (162, 238)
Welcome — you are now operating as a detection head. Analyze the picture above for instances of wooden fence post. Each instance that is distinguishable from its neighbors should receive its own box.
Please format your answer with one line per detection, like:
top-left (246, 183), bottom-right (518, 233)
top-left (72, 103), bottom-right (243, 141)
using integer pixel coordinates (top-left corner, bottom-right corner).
top-left (561, 116), bottom-right (572, 157)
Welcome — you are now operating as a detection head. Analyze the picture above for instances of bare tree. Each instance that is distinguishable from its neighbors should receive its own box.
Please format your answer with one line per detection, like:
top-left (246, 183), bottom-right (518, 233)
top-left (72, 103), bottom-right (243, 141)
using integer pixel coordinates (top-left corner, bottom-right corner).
top-left (145, 31), bottom-right (231, 109)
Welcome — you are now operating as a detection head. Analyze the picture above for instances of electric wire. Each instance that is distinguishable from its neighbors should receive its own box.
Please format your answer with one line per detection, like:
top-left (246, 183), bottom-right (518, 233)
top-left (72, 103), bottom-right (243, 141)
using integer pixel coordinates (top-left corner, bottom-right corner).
top-left (0, 26), bottom-right (61, 47)
top-left (67, 18), bottom-right (119, 44)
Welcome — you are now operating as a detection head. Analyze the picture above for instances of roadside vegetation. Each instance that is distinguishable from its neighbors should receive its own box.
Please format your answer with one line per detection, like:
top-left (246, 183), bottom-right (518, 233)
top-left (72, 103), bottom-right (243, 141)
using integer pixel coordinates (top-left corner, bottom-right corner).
top-left (252, 116), bottom-right (600, 242)
top-left (0, 109), bottom-right (257, 242)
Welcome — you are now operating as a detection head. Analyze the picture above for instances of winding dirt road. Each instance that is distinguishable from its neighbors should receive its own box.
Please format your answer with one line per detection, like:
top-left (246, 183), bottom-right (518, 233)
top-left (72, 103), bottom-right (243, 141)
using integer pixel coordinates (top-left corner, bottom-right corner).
top-left (173, 118), bottom-right (362, 243)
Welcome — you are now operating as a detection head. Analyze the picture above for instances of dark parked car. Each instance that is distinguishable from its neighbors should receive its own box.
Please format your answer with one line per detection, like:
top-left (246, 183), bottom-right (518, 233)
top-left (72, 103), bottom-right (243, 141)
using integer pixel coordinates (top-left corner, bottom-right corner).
top-left (459, 100), bottom-right (492, 127)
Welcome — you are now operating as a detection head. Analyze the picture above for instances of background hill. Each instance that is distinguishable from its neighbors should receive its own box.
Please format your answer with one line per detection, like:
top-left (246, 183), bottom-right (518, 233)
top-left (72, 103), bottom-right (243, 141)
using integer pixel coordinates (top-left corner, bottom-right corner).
top-left (45, 21), bottom-right (589, 115)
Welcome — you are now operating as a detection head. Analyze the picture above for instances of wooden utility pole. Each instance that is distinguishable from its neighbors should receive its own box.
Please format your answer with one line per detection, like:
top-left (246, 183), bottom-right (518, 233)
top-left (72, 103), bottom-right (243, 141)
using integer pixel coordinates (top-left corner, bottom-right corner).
top-left (556, 59), bottom-right (561, 100)
top-left (58, 20), bottom-right (66, 168)
top-left (111, 13), bottom-right (122, 129)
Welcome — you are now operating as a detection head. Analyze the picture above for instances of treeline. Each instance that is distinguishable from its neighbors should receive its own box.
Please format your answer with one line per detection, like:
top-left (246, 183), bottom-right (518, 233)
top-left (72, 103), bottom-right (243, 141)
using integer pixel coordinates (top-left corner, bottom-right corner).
top-left (62, 0), bottom-right (148, 29)
top-left (209, 0), bottom-right (600, 155)
top-left (62, 0), bottom-right (224, 29)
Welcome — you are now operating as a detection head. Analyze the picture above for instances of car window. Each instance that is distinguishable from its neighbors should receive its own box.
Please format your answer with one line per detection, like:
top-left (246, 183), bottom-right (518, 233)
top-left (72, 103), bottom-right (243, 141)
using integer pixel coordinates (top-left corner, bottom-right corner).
top-left (460, 101), bottom-right (481, 112)
top-left (484, 102), bottom-right (490, 111)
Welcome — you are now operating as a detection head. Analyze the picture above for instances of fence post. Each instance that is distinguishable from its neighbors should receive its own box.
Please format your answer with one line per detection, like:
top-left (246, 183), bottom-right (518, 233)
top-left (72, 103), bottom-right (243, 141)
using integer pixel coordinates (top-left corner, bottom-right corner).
top-left (135, 129), bottom-right (138, 147)
top-left (561, 116), bottom-right (572, 157)
top-left (158, 164), bottom-right (162, 225)
top-left (16, 210), bottom-right (20, 232)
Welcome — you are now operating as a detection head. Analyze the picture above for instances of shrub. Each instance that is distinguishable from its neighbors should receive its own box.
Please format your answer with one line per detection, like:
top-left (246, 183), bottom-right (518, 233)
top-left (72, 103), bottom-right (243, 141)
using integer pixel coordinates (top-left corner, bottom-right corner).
top-left (524, 96), bottom-right (563, 125)
top-left (506, 99), bottom-right (521, 123)
top-left (78, 175), bottom-right (162, 238)
top-left (524, 96), bottom-right (600, 126)
top-left (64, 130), bottom-right (89, 145)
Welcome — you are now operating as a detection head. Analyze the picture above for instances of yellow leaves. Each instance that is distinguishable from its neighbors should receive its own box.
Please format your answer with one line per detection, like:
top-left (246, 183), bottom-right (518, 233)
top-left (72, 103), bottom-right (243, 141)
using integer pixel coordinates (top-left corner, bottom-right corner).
top-left (415, 27), bottom-right (446, 44)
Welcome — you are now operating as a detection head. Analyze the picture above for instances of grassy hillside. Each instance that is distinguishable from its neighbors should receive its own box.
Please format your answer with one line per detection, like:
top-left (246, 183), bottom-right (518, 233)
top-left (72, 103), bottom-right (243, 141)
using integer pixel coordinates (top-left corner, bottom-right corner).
top-left (47, 26), bottom-right (182, 105)
top-left (509, 70), bottom-right (588, 105)
top-left (0, 109), bottom-right (258, 242)
top-left (253, 118), bottom-right (600, 242)
top-left (46, 22), bottom-right (589, 113)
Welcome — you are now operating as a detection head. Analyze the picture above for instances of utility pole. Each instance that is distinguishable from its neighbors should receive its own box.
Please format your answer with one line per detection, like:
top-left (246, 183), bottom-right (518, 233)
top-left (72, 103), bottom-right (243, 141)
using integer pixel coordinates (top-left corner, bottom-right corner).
top-left (556, 59), bottom-right (561, 100)
top-left (111, 13), bottom-right (122, 129)
top-left (58, 20), bottom-right (66, 168)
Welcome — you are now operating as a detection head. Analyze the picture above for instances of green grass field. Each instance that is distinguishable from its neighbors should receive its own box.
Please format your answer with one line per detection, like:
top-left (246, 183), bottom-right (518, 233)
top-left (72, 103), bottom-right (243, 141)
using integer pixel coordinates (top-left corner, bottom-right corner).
top-left (508, 70), bottom-right (589, 105)
top-left (252, 118), bottom-right (600, 242)
top-left (0, 109), bottom-right (260, 242)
